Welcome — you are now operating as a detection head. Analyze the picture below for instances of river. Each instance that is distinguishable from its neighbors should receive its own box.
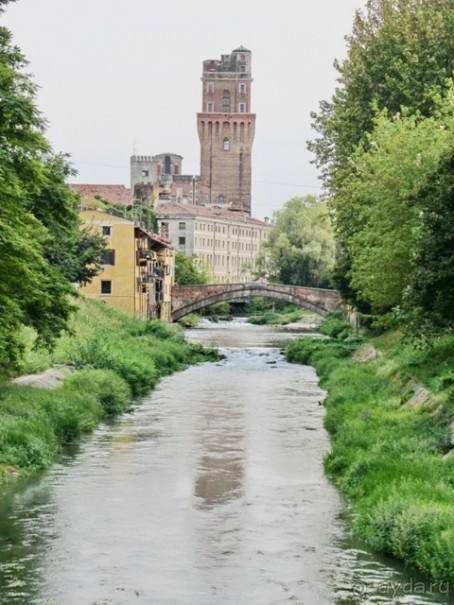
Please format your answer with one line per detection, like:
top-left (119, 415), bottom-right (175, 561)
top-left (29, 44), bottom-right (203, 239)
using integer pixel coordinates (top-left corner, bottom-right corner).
top-left (0, 319), bottom-right (452, 605)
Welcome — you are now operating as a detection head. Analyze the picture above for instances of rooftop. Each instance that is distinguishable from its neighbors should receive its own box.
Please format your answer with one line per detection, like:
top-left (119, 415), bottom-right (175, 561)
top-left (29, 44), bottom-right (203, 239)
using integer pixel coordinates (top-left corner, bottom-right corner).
top-left (156, 201), bottom-right (269, 227)
top-left (70, 184), bottom-right (132, 206)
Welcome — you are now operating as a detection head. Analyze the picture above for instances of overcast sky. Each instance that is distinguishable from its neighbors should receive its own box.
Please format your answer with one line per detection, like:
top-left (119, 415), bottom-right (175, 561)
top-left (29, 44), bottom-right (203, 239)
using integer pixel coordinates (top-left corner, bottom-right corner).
top-left (3, 0), bottom-right (366, 220)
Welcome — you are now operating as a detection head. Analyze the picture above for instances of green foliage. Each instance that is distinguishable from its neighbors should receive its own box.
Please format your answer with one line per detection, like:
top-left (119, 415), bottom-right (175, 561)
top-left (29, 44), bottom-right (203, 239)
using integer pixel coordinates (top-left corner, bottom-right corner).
top-left (332, 99), bottom-right (454, 330)
top-left (256, 195), bottom-right (335, 287)
top-left (285, 337), bottom-right (360, 366)
top-left (319, 311), bottom-right (353, 340)
top-left (309, 0), bottom-right (454, 334)
top-left (248, 312), bottom-right (282, 326)
top-left (93, 197), bottom-right (158, 234)
top-left (174, 252), bottom-right (209, 285)
top-left (201, 302), bottom-right (231, 318)
top-left (0, 297), bottom-right (218, 477)
top-left (287, 329), bottom-right (454, 584)
top-left (242, 297), bottom-right (275, 314)
top-left (0, 21), bottom-right (106, 375)
top-left (63, 368), bottom-right (131, 416)
top-left (177, 313), bottom-right (200, 328)
top-left (309, 0), bottom-right (454, 185)
top-left (248, 306), bottom-right (315, 326)
top-left (0, 384), bottom-right (103, 470)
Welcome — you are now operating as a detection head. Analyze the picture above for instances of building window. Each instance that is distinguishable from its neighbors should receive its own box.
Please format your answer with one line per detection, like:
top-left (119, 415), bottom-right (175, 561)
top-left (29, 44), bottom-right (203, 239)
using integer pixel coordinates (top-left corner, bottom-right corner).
top-left (179, 237), bottom-right (186, 246)
top-left (222, 89), bottom-right (231, 113)
top-left (239, 103), bottom-right (246, 113)
top-left (239, 84), bottom-right (246, 94)
top-left (102, 249), bottom-right (115, 265)
top-left (179, 222), bottom-right (186, 230)
top-left (141, 170), bottom-right (149, 178)
top-left (102, 225), bottom-right (112, 237)
top-left (223, 137), bottom-right (230, 151)
top-left (207, 102), bottom-right (214, 112)
top-left (101, 280), bottom-right (112, 295)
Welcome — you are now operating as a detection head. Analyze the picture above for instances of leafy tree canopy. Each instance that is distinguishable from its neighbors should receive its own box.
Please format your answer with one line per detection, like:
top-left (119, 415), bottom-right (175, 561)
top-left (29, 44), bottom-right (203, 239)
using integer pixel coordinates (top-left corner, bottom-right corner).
top-left (174, 253), bottom-right (209, 285)
top-left (309, 0), bottom-right (454, 192)
top-left (335, 88), bottom-right (454, 332)
top-left (0, 16), bottom-right (105, 374)
top-left (308, 0), bottom-right (454, 335)
top-left (256, 195), bottom-right (335, 288)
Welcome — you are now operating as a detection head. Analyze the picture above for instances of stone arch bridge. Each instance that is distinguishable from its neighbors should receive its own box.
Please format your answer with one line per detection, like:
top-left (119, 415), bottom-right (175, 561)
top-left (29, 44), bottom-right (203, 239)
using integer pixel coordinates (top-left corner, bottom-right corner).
top-left (171, 282), bottom-right (341, 322)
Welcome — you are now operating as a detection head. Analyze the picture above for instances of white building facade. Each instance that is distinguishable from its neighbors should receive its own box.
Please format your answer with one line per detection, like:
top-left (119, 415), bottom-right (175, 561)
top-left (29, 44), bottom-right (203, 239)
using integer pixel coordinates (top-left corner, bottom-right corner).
top-left (156, 202), bottom-right (270, 283)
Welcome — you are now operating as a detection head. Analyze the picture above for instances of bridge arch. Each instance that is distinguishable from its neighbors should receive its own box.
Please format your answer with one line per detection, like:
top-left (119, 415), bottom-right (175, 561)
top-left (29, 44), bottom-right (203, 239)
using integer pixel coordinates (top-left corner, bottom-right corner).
top-left (171, 283), bottom-right (341, 322)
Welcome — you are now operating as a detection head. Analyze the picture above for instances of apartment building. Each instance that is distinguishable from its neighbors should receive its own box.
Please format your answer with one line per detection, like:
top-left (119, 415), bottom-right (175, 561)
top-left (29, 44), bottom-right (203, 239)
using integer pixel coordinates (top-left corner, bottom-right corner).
top-left (156, 202), bottom-right (269, 283)
top-left (79, 210), bottom-right (174, 321)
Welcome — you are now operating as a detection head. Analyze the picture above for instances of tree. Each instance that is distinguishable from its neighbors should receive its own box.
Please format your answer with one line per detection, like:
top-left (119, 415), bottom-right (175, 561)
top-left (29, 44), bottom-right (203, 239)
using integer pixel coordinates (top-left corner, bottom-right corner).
top-left (402, 149), bottom-right (454, 333)
top-left (26, 154), bottom-right (107, 285)
top-left (0, 13), bottom-right (104, 373)
top-left (309, 0), bottom-right (454, 190)
top-left (174, 253), bottom-right (209, 285)
top-left (333, 90), bottom-right (454, 330)
top-left (308, 0), bottom-right (454, 328)
top-left (256, 195), bottom-right (335, 288)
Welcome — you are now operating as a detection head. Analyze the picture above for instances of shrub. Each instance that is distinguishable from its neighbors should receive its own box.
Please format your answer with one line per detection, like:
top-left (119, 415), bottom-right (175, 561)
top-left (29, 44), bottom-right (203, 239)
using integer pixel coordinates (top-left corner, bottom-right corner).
top-left (63, 368), bottom-right (131, 416)
top-left (319, 311), bottom-right (353, 339)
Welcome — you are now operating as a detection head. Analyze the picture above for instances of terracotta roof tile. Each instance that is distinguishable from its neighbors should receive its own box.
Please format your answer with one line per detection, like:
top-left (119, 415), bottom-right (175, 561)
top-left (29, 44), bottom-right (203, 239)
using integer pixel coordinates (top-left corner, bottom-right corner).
top-left (70, 184), bottom-right (132, 206)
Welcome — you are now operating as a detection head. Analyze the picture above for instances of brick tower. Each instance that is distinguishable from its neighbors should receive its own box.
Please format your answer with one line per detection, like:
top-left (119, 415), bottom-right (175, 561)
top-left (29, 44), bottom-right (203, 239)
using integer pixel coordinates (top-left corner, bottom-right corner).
top-left (197, 46), bottom-right (256, 215)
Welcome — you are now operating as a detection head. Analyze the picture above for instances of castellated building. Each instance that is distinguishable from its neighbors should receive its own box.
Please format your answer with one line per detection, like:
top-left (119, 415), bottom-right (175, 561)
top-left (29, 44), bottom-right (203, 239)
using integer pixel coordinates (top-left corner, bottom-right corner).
top-left (128, 46), bottom-right (269, 284)
top-left (197, 46), bottom-right (255, 214)
top-left (130, 46), bottom-right (256, 215)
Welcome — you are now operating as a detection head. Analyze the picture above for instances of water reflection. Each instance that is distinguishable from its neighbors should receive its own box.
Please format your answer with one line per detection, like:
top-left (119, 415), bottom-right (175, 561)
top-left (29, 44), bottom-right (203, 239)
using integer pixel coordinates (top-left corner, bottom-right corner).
top-left (193, 396), bottom-right (245, 508)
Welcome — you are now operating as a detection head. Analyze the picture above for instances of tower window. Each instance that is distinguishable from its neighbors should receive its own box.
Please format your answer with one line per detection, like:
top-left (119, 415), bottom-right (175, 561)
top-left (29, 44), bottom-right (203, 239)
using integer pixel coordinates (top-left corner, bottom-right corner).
top-left (222, 90), bottom-right (231, 113)
top-left (207, 102), bottom-right (214, 112)
top-left (141, 170), bottom-right (149, 177)
top-left (164, 155), bottom-right (171, 175)
top-left (239, 84), bottom-right (246, 95)
top-left (223, 137), bottom-right (230, 151)
top-left (239, 103), bottom-right (246, 113)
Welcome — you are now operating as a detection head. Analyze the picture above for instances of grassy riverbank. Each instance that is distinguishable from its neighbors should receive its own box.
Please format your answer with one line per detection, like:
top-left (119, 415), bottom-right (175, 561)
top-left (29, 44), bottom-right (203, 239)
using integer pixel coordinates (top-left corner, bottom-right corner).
top-left (286, 329), bottom-right (454, 587)
top-left (0, 297), bottom-right (217, 481)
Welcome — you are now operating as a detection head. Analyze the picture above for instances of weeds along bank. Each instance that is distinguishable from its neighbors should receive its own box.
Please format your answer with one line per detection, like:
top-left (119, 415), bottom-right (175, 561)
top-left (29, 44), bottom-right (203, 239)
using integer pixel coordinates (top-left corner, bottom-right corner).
top-left (0, 297), bottom-right (218, 481)
top-left (285, 320), bottom-right (454, 588)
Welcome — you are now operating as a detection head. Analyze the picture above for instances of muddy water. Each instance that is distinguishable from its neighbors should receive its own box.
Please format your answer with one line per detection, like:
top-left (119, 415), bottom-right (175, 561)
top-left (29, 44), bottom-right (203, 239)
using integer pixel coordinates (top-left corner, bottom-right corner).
top-left (0, 319), bottom-right (452, 605)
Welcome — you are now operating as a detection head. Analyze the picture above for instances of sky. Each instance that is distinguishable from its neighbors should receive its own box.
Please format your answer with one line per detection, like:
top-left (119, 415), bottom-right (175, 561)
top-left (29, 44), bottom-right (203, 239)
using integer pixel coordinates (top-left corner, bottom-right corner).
top-left (2, 0), bottom-right (367, 220)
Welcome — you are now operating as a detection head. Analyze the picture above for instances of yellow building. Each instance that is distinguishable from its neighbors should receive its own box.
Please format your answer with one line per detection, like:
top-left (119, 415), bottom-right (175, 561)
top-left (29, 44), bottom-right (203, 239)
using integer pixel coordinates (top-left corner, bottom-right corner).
top-left (79, 210), bottom-right (174, 321)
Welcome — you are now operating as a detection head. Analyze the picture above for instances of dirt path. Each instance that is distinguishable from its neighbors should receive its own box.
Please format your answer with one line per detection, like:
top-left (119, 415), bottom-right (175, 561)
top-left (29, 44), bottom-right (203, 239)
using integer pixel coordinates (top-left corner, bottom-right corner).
top-left (11, 367), bottom-right (72, 389)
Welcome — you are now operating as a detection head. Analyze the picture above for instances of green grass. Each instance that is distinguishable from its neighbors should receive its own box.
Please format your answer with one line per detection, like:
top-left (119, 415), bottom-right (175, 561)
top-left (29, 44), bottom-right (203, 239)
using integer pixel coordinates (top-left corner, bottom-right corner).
top-left (285, 329), bottom-right (454, 588)
top-left (0, 297), bottom-right (218, 479)
top-left (248, 306), bottom-right (319, 326)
